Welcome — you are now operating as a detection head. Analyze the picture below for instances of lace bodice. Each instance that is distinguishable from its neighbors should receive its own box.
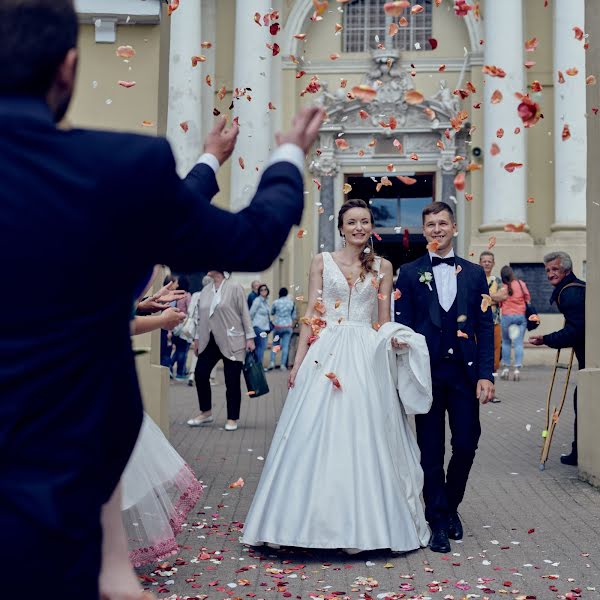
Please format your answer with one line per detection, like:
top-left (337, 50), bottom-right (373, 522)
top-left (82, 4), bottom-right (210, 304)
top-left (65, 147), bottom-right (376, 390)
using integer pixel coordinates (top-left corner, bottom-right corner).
top-left (320, 252), bottom-right (381, 324)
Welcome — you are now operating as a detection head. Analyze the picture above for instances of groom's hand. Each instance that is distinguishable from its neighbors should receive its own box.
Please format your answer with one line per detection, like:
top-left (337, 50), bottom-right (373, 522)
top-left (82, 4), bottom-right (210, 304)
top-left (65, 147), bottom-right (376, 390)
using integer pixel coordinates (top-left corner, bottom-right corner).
top-left (204, 115), bottom-right (239, 165)
top-left (476, 379), bottom-right (495, 404)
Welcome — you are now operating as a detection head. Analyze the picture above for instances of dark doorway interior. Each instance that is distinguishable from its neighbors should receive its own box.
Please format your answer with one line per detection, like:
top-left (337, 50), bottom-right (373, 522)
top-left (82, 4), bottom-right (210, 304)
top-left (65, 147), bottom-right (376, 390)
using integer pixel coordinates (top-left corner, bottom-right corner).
top-left (345, 172), bottom-right (435, 272)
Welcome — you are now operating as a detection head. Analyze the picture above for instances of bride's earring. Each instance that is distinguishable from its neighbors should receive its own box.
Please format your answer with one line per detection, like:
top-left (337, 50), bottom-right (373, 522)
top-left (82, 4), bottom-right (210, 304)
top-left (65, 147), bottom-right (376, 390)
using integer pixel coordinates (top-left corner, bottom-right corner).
top-left (342, 235), bottom-right (346, 248)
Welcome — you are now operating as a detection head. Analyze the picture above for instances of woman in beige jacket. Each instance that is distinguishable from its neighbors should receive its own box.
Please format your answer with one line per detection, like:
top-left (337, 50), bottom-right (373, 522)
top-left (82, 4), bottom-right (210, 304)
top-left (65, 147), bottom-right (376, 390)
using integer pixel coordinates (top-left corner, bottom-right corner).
top-left (187, 271), bottom-right (255, 431)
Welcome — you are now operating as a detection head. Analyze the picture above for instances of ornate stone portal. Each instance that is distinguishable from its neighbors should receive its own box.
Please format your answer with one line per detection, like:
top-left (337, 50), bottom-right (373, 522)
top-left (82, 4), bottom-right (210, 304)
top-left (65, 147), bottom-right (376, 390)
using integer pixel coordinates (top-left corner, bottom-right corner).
top-left (310, 50), bottom-right (468, 252)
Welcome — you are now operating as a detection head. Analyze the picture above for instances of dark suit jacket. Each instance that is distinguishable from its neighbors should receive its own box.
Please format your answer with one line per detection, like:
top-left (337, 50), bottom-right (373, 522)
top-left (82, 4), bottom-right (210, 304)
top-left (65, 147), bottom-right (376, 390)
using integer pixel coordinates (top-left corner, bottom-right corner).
top-left (394, 254), bottom-right (494, 385)
top-left (0, 95), bottom-right (304, 540)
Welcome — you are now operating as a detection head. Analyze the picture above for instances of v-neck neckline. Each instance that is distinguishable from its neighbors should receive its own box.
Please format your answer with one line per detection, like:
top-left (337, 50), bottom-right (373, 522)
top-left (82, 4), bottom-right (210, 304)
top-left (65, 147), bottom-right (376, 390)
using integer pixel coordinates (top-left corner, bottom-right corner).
top-left (328, 252), bottom-right (361, 287)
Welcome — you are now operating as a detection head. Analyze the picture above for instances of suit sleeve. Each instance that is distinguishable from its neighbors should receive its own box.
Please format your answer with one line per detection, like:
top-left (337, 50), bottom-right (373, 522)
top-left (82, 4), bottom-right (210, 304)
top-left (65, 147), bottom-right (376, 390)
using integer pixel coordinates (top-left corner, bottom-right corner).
top-left (474, 266), bottom-right (494, 382)
top-left (153, 139), bottom-right (304, 273)
top-left (183, 162), bottom-right (219, 200)
top-left (394, 266), bottom-right (414, 327)
top-left (543, 287), bottom-right (586, 349)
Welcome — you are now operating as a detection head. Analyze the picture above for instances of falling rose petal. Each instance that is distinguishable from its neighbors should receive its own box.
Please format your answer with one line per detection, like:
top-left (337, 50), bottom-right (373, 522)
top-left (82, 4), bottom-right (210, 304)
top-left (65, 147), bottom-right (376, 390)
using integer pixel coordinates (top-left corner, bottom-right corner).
top-left (587, 75), bottom-right (597, 85)
top-left (524, 60), bottom-right (536, 69)
top-left (399, 16), bottom-right (409, 26)
top-left (386, 163), bottom-right (395, 172)
top-left (491, 89), bottom-right (503, 104)
top-left (515, 126), bottom-right (521, 134)
top-left (439, 64), bottom-right (447, 72)
top-left (268, 102), bottom-right (276, 110)
top-left (487, 235), bottom-right (497, 250)
top-left (352, 84), bottom-right (377, 102)
top-left (330, 53), bottom-right (341, 60)
top-left (343, 183), bottom-right (352, 194)
top-left (467, 81), bottom-right (477, 94)
top-left (293, 33), bottom-right (307, 41)
top-left (457, 330), bottom-right (469, 339)
top-left (453, 172), bottom-right (465, 192)
top-left (437, 140), bottom-right (446, 151)
top-left (180, 121), bottom-right (189, 133)
top-left (229, 477), bottom-right (244, 489)
top-left (428, 37), bottom-right (438, 50)
top-left (465, 193), bottom-right (473, 202)
top-left (411, 4), bottom-right (425, 14)
top-left (312, 0), bottom-right (329, 16)
top-left (410, 152), bottom-right (419, 161)
top-left (359, 109), bottom-right (369, 120)
top-left (524, 37), bottom-right (539, 52)
top-left (313, 178), bottom-right (321, 190)
top-left (527, 196), bottom-right (535, 203)
top-left (380, 176), bottom-right (392, 186)
top-left (191, 55), bottom-right (206, 66)
top-left (423, 107), bottom-right (436, 121)
top-left (205, 75), bottom-right (212, 86)
top-left (295, 70), bottom-right (306, 79)
top-left (566, 67), bottom-right (579, 76)
top-left (325, 372), bottom-right (342, 389)
top-left (167, 0), bottom-right (179, 15)
top-left (466, 161), bottom-right (481, 171)
top-left (389, 116), bottom-right (398, 130)
top-left (558, 69), bottom-right (565, 83)
top-left (383, 1), bottom-right (411, 17)
top-left (404, 89), bottom-right (425, 105)
top-left (496, 128), bottom-right (504, 138)
top-left (504, 222), bottom-right (526, 232)
top-left (116, 45), bottom-right (136, 58)
top-left (297, 228), bottom-right (307, 239)
top-left (426, 240), bottom-right (440, 253)
top-left (482, 65), bottom-right (506, 77)
top-left (517, 95), bottom-right (542, 127)
top-left (531, 80), bottom-right (543, 92)
top-left (574, 26), bottom-right (585, 40)
top-left (335, 22), bottom-right (343, 33)
top-left (504, 162), bottom-right (523, 173)
top-left (562, 124), bottom-right (571, 141)
top-left (254, 12), bottom-right (262, 25)
top-left (266, 43), bottom-right (280, 56)
top-left (269, 22), bottom-right (280, 35)
top-left (388, 23), bottom-right (399, 37)
top-left (141, 120), bottom-right (154, 127)
top-left (393, 139), bottom-right (403, 152)
top-left (217, 86), bottom-right (226, 100)
top-left (238, 157), bottom-right (245, 170)
top-left (398, 175), bottom-right (417, 185)
top-left (201, 41), bottom-right (212, 49)
top-left (118, 80), bottom-right (136, 88)
top-left (340, 78), bottom-right (348, 88)
top-left (335, 138), bottom-right (350, 150)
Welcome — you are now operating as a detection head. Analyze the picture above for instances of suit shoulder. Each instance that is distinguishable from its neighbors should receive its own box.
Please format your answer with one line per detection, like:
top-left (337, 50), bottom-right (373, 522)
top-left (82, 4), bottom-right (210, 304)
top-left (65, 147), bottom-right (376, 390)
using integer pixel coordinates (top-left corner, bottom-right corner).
top-left (398, 258), bottom-right (421, 272)
top-left (459, 258), bottom-right (485, 275)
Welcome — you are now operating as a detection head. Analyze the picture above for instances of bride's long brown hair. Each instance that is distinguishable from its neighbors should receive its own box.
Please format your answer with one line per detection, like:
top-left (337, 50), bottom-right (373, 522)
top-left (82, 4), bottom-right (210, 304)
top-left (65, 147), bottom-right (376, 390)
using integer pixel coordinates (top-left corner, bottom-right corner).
top-left (337, 199), bottom-right (378, 280)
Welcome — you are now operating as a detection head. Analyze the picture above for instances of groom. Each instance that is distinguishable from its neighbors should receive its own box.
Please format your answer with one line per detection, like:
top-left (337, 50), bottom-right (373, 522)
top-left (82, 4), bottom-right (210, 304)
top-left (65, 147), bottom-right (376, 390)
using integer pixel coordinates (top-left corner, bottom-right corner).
top-left (395, 202), bottom-right (494, 553)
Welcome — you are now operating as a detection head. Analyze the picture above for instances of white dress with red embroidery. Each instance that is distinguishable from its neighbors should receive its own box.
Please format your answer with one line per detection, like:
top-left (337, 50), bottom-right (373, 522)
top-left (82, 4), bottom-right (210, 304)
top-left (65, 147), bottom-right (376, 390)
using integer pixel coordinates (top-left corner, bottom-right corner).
top-left (242, 252), bottom-right (430, 552)
top-left (121, 413), bottom-right (203, 567)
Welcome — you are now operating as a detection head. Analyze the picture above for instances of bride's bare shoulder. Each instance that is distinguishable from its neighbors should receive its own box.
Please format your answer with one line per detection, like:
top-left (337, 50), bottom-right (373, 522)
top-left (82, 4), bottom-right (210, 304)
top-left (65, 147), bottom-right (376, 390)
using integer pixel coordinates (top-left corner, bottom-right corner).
top-left (311, 253), bottom-right (326, 269)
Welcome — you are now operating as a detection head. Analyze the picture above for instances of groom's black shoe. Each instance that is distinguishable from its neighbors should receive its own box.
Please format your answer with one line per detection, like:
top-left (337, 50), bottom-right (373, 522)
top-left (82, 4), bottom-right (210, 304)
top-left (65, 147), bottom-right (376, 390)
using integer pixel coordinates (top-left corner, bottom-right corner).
top-left (429, 528), bottom-right (451, 553)
top-left (447, 513), bottom-right (463, 540)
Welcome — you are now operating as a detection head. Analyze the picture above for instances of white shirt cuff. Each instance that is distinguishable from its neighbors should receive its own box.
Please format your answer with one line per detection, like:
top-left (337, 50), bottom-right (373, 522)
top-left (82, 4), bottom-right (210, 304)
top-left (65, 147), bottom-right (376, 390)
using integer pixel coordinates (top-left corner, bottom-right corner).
top-left (268, 143), bottom-right (305, 174)
top-left (246, 332), bottom-right (256, 340)
top-left (197, 153), bottom-right (220, 174)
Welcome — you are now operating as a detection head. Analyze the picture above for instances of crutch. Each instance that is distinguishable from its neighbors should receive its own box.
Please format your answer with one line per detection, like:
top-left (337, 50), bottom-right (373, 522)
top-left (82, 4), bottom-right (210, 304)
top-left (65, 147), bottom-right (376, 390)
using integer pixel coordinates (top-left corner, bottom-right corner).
top-left (539, 348), bottom-right (575, 470)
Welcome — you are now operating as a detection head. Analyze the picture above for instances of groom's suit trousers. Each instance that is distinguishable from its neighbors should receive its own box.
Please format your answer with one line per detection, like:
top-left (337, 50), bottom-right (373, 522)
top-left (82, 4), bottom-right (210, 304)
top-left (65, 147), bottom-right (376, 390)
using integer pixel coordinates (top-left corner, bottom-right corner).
top-left (415, 357), bottom-right (481, 529)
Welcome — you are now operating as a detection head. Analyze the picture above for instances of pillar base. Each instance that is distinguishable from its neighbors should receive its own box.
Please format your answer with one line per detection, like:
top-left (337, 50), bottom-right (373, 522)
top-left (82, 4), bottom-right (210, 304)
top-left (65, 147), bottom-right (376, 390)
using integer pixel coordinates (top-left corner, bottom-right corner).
top-left (578, 368), bottom-right (600, 489)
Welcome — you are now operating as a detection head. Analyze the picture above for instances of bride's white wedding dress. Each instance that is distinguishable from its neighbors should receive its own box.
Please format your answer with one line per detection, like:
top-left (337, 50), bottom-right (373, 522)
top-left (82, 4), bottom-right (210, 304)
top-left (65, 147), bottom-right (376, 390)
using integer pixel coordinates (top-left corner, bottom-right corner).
top-left (241, 252), bottom-right (431, 552)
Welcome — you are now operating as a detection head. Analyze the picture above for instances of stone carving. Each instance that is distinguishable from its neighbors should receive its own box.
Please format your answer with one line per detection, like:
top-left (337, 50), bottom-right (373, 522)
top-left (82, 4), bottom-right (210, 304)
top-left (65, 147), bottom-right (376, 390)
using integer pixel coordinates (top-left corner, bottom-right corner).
top-left (430, 79), bottom-right (460, 117)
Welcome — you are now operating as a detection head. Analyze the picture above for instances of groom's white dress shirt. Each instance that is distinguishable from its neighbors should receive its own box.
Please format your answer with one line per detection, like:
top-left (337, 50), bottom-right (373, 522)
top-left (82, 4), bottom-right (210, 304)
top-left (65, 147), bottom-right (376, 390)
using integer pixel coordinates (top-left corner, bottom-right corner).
top-left (429, 249), bottom-right (457, 312)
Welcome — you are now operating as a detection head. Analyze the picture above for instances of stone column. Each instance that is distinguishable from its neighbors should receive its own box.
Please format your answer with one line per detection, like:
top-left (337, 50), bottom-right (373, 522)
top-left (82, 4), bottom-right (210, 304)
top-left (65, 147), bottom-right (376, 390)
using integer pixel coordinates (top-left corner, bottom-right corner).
top-left (552, 0), bottom-right (587, 231)
top-left (318, 175), bottom-right (336, 252)
top-left (166, 0), bottom-right (204, 177)
top-left (481, 0), bottom-right (527, 231)
top-left (230, 0), bottom-right (274, 210)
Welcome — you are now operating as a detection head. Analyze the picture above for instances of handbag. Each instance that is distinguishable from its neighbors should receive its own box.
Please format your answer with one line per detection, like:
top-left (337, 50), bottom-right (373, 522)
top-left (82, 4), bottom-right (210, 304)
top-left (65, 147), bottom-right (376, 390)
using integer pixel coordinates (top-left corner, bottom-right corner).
top-left (173, 297), bottom-right (199, 343)
top-left (243, 351), bottom-right (270, 398)
top-left (517, 280), bottom-right (539, 331)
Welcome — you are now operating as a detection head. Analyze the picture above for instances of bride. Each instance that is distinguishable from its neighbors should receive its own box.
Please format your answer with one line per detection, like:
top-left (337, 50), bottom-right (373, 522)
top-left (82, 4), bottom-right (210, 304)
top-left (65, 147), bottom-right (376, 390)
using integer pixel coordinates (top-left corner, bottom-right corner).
top-left (242, 199), bottom-right (432, 552)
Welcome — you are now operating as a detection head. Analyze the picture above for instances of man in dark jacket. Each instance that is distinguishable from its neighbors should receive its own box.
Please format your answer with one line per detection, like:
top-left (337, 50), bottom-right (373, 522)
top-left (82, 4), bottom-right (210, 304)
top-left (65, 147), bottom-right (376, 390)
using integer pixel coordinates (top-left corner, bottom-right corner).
top-left (530, 251), bottom-right (586, 466)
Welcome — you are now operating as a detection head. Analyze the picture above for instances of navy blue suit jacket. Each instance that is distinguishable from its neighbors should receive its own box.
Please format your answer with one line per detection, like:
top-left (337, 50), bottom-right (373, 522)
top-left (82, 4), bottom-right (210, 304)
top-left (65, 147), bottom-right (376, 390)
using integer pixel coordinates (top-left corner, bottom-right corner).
top-left (394, 253), bottom-right (494, 385)
top-left (0, 96), bottom-right (304, 541)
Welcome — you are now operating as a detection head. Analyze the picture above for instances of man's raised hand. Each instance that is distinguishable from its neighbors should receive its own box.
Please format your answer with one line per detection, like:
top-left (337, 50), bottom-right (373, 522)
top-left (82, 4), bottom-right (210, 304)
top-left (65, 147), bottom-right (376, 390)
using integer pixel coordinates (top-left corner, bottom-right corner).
top-left (275, 106), bottom-right (326, 154)
top-left (204, 115), bottom-right (239, 165)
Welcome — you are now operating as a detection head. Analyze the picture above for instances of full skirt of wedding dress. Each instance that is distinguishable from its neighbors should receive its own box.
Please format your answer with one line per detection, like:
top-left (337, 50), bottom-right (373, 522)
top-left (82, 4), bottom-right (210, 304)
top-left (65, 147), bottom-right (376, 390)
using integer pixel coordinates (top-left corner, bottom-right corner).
top-left (241, 321), bottom-right (430, 552)
top-left (121, 413), bottom-right (204, 566)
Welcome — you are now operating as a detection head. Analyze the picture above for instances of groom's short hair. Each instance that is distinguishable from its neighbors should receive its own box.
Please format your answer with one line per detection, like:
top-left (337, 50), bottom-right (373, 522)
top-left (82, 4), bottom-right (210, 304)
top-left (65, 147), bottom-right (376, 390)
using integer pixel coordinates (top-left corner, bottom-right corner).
top-left (422, 201), bottom-right (455, 224)
top-left (0, 0), bottom-right (78, 96)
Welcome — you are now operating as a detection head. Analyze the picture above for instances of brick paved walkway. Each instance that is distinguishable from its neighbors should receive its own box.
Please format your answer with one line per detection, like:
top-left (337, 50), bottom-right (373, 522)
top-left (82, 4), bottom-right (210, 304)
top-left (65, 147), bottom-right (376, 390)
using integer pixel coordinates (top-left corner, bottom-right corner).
top-left (139, 366), bottom-right (600, 600)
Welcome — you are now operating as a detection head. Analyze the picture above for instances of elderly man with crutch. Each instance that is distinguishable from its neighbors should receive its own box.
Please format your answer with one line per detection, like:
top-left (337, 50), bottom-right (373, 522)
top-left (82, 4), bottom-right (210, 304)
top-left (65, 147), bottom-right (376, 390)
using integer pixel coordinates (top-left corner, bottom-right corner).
top-left (530, 251), bottom-right (585, 467)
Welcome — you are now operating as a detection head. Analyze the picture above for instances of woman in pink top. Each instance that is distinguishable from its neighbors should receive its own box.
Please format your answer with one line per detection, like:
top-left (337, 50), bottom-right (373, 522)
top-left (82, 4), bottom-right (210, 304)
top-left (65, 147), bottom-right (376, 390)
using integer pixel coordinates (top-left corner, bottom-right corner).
top-left (498, 266), bottom-right (531, 381)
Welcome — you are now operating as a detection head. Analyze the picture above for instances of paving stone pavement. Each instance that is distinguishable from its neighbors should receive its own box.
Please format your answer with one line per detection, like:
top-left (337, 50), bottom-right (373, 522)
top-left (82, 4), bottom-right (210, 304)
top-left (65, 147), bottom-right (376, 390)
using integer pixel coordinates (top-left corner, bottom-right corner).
top-left (138, 366), bottom-right (600, 600)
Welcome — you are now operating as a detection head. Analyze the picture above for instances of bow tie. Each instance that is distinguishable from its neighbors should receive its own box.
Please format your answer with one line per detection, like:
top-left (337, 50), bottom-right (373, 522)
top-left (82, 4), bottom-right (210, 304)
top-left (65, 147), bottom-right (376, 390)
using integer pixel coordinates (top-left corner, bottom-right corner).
top-left (431, 256), bottom-right (455, 267)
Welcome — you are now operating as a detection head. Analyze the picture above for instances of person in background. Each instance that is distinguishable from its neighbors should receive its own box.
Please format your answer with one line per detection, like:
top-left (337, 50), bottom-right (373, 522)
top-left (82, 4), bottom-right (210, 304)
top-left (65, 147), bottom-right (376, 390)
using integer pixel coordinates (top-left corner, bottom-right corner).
top-left (268, 287), bottom-right (297, 370)
top-left (250, 284), bottom-right (271, 369)
top-left (169, 274), bottom-right (192, 380)
top-left (187, 274), bottom-right (217, 387)
top-left (479, 251), bottom-right (508, 403)
top-left (530, 251), bottom-right (585, 466)
top-left (160, 274), bottom-right (179, 370)
top-left (499, 265), bottom-right (530, 382)
top-left (188, 271), bottom-right (255, 432)
top-left (247, 280), bottom-right (261, 309)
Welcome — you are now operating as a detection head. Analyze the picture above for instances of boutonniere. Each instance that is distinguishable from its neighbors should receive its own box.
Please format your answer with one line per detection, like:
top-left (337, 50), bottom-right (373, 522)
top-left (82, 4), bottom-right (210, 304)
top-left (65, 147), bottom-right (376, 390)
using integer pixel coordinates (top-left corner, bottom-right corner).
top-left (455, 265), bottom-right (462, 276)
top-left (418, 269), bottom-right (433, 291)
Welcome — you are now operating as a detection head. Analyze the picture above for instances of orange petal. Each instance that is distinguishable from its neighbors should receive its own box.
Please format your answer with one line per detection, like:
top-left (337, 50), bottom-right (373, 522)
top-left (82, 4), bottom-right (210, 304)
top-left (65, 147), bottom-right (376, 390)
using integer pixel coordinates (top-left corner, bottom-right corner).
top-left (410, 152), bottom-right (419, 161)
top-left (566, 67), bottom-right (579, 76)
top-left (487, 235), bottom-right (497, 250)
top-left (200, 41), bottom-right (213, 49)
top-left (343, 183), bottom-right (352, 194)
top-left (426, 240), bottom-right (440, 252)
top-left (351, 84), bottom-right (377, 103)
top-left (294, 33), bottom-right (307, 40)
top-left (312, 0), bottom-right (329, 16)
top-left (586, 75), bottom-right (597, 86)
top-left (464, 193), bottom-right (473, 202)
top-left (330, 52), bottom-right (341, 60)
top-left (325, 372), bottom-right (342, 389)
top-left (404, 89), bottom-right (424, 105)
top-left (491, 89), bottom-right (503, 104)
top-left (561, 124), bottom-right (571, 141)
top-left (524, 60), bottom-right (536, 69)
top-left (335, 138), bottom-right (350, 150)
top-left (436, 140), bottom-right (446, 151)
top-left (191, 55), bottom-right (206, 66)
top-left (490, 143), bottom-right (500, 156)
top-left (573, 26), bottom-right (585, 40)
top-left (504, 162), bottom-right (523, 173)
top-left (217, 86), bottom-right (227, 100)
top-left (496, 128), bottom-right (504, 138)
top-left (383, 1), bottom-right (410, 17)
top-left (238, 156), bottom-right (245, 169)
top-left (386, 163), bottom-right (395, 172)
top-left (168, 0), bottom-right (179, 15)
top-left (180, 121), bottom-right (189, 133)
top-left (229, 477), bottom-right (245, 489)
top-left (118, 80), bottom-right (136, 88)
top-left (296, 228), bottom-right (307, 239)
top-left (423, 107), bottom-right (436, 121)
top-left (411, 4), bottom-right (424, 14)
top-left (399, 16), bottom-right (409, 26)
top-left (504, 222), bottom-right (526, 232)
top-left (116, 45), bottom-right (136, 59)
top-left (439, 64), bottom-right (447, 72)
top-left (524, 37), bottom-right (539, 52)
top-left (457, 330), bottom-right (469, 339)
top-left (388, 23), bottom-right (399, 37)
top-left (359, 109), bottom-right (369, 120)
top-left (393, 138), bottom-right (403, 152)
top-left (397, 175), bottom-right (417, 185)
top-left (466, 161), bottom-right (481, 171)
top-left (531, 80), bottom-right (543, 92)
top-left (453, 172), bottom-right (466, 192)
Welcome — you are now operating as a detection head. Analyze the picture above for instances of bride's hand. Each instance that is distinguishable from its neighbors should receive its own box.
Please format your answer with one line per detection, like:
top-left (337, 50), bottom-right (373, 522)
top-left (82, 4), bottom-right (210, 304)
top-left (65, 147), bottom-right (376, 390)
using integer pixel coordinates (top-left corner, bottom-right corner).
top-left (288, 367), bottom-right (299, 389)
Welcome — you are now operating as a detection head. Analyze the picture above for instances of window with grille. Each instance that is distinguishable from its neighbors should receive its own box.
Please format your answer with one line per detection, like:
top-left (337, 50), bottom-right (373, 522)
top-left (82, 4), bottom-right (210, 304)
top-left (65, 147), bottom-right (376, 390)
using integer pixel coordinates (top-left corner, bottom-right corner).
top-left (342, 0), bottom-right (433, 53)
